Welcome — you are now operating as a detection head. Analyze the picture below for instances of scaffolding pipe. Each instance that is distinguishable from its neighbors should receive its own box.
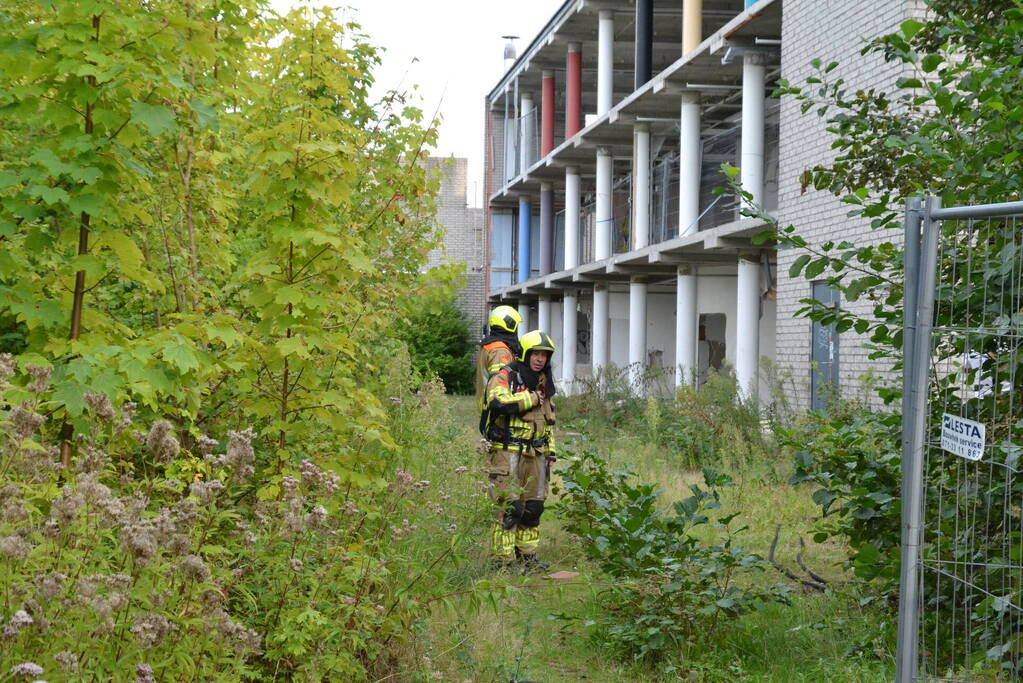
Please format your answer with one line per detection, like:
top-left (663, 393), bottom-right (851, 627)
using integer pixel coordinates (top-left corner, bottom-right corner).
top-left (740, 54), bottom-right (766, 207)
top-left (735, 252), bottom-right (760, 398)
top-left (679, 92), bottom-right (701, 236)
top-left (541, 70), bottom-right (555, 157)
top-left (676, 265), bottom-right (698, 387)
top-left (597, 10), bottom-right (614, 116)
top-left (565, 166), bottom-right (581, 269)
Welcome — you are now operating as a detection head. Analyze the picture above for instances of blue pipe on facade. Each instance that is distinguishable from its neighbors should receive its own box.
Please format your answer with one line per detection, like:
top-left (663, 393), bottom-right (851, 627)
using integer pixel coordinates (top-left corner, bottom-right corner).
top-left (517, 197), bottom-right (532, 283)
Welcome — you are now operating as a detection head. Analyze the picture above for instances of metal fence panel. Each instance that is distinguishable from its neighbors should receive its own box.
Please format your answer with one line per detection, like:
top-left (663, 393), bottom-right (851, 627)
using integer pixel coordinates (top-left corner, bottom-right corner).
top-left (899, 198), bottom-right (1023, 681)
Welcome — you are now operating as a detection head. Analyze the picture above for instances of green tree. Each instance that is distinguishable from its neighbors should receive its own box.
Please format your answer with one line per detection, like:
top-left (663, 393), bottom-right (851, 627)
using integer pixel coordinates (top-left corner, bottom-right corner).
top-left (754, 0), bottom-right (1023, 670)
top-left (396, 286), bottom-right (475, 394)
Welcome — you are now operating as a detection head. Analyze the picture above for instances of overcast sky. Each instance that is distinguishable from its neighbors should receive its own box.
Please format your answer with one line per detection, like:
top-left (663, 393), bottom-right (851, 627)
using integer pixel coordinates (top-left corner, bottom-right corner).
top-left (270, 0), bottom-right (564, 206)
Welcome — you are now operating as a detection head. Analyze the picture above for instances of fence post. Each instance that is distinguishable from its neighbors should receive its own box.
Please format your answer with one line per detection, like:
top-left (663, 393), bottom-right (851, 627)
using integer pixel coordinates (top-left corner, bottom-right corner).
top-left (895, 196), bottom-right (933, 682)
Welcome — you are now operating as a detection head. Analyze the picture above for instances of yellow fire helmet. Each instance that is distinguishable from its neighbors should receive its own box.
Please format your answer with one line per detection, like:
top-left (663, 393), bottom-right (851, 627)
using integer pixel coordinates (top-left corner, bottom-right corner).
top-left (488, 305), bottom-right (522, 334)
top-left (518, 329), bottom-right (556, 362)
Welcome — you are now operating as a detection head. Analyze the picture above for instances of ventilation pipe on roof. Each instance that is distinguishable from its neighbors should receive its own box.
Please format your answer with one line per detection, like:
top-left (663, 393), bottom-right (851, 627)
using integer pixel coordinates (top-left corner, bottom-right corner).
top-left (502, 35), bottom-right (518, 73)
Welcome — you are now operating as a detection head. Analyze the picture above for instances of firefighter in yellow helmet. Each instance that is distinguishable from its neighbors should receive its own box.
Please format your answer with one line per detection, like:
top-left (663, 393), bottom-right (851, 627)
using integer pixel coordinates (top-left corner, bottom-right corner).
top-left (481, 329), bottom-right (557, 570)
top-left (475, 305), bottom-right (523, 407)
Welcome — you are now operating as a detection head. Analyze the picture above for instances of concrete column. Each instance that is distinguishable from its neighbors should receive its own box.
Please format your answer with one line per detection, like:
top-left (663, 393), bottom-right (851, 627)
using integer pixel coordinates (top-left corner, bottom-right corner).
top-left (629, 279), bottom-right (648, 392)
top-left (593, 145), bottom-right (613, 381)
top-left (517, 195), bottom-right (531, 283)
top-left (517, 302), bottom-right (531, 337)
top-left (592, 284), bottom-right (609, 376)
top-left (503, 87), bottom-right (516, 182)
top-left (741, 53), bottom-right (766, 208)
top-left (633, 123), bottom-right (651, 249)
top-left (595, 147), bottom-right (613, 260)
top-left (676, 265), bottom-right (697, 387)
top-left (565, 166), bottom-right (581, 269)
top-left (538, 295), bottom-right (552, 332)
top-left (679, 93), bottom-right (701, 236)
top-left (735, 252), bottom-right (761, 399)
top-left (566, 43), bottom-right (582, 138)
top-left (682, 0), bottom-right (703, 55)
top-left (597, 10), bottom-right (614, 116)
top-left (539, 182), bottom-right (554, 276)
top-left (562, 291), bottom-right (578, 392)
top-left (629, 121), bottom-right (651, 393)
top-left (541, 70), bottom-right (555, 157)
top-left (635, 0), bottom-right (653, 89)
top-left (520, 92), bottom-right (535, 173)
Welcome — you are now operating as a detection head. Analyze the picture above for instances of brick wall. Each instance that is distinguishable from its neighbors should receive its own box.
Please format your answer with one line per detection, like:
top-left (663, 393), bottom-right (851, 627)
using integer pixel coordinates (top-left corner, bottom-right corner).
top-left (775, 0), bottom-right (927, 410)
top-left (425, 157), bottom-right (487, 335)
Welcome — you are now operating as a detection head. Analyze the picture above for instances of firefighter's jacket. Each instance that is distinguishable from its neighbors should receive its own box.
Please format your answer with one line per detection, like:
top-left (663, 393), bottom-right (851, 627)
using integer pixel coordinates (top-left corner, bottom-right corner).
top-left (475, 338), bottom-right (516, 408)
top-left (484, 364), bottom-right (557, 456)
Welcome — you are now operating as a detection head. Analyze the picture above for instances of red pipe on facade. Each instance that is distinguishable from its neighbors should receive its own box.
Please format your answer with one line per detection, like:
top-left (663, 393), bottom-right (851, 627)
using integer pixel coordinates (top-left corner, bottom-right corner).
top-left (566, 43), bottom-right (582, 138)
top-left (541, 70), bottom-right (555, 157)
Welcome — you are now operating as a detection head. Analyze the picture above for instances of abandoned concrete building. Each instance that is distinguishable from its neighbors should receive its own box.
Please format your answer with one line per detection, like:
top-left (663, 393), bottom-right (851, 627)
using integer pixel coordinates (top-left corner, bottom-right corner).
top-left (482, 0), bottom-right (924, 409)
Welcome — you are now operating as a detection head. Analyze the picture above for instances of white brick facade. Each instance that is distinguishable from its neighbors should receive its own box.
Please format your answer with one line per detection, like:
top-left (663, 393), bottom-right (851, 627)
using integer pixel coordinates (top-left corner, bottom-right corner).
top-left (775, 0), bottom-right (927, 410)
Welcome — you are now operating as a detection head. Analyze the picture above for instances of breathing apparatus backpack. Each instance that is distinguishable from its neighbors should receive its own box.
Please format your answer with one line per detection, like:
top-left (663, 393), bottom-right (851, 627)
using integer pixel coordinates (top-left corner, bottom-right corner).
top-left (478, 365), bottom-right (526, 444)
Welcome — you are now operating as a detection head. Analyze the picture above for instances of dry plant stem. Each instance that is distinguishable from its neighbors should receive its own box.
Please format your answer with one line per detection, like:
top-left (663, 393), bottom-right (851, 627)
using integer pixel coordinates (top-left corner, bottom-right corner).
top-left (769, 524), bottom-right (826, 592)
top-left (796, 536), bottom-right (829, 585)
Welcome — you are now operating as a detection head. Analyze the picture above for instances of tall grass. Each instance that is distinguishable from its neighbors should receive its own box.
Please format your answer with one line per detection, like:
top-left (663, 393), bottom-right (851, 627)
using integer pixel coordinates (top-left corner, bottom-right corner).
top-left (408, 371), bottom-right (895, 681)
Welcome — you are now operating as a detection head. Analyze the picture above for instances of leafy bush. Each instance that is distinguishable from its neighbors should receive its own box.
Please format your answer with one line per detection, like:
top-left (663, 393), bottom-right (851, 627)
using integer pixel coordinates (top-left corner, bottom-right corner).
top-left (782, 403), bottom-right (902, 593)
top-left (642, 369), bottom-right (776, 473)
top-left (554, 451), bottom-right (790, 662)
top-left (396, 289), bottom-right (475, 395)
top-left (0, 355), bottom-right (488, 681)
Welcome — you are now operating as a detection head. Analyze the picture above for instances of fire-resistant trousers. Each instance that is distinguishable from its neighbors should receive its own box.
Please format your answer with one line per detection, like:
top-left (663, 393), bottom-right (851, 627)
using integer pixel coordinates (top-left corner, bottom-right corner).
top-left (486, 446), bottom-right (549, 560)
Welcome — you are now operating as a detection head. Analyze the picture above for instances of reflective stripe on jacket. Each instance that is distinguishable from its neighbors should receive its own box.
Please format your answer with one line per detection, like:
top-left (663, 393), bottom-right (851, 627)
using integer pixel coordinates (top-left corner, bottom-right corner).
top-left (476, 340), bottom-right (516, 408)
top-left (484, 366), bottom-right (557, 455)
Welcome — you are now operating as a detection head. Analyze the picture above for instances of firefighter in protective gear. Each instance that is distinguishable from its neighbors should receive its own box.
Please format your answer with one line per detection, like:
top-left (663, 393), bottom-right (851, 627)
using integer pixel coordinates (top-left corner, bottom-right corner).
top-left (482, 329), bottom-right (557, 569)
top-left (475, 305), bottom-right (522, 407)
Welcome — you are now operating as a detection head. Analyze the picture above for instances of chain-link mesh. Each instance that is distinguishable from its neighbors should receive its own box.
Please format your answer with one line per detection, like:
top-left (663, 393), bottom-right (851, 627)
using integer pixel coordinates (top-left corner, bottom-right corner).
top-left (901, 201), bottom-right (1023, 681)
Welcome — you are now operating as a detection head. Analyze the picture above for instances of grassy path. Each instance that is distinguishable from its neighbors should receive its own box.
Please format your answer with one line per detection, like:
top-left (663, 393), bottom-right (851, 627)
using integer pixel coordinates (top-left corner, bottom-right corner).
top-left (416, 396), bottom-right (894, 682)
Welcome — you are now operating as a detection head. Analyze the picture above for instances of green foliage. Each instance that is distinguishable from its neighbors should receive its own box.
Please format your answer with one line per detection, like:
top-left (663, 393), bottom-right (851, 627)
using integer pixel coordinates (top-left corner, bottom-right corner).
top-left (0, 1), bottom-right (442, 447)
top-left (0, 355), bottom-right (490, 681)
top-left (782, 403), bottom-right (902, 591)
top-left (750, 0), bottom-right (1023, 672)
top-left (561, 366), bottom-right (778, 478)
top-left (0, 1), bottom-right (467, 679)
top-left (554, 451), bottom-right (790, 662)
top-left (395, 287), bottom-right (475, 395)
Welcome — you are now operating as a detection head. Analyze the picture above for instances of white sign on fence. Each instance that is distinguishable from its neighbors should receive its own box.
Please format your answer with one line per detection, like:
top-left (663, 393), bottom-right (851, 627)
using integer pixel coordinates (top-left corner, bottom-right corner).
top-left (940, 413), bottom-right (986, 461)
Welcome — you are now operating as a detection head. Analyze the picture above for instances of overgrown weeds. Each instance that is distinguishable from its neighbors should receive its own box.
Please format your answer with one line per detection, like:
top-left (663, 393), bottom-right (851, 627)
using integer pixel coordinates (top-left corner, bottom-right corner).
top-left (553, 450), bottom-right (791, 662)
top-left (0, 354), bottom-right (492, 681)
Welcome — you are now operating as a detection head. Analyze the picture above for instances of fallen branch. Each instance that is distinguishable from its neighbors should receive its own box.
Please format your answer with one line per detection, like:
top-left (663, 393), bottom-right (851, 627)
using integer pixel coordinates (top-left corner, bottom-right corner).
top-left (769, 524), bottom-right (826, 592)
top-left (797, 536), bottom-right (829, 585)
